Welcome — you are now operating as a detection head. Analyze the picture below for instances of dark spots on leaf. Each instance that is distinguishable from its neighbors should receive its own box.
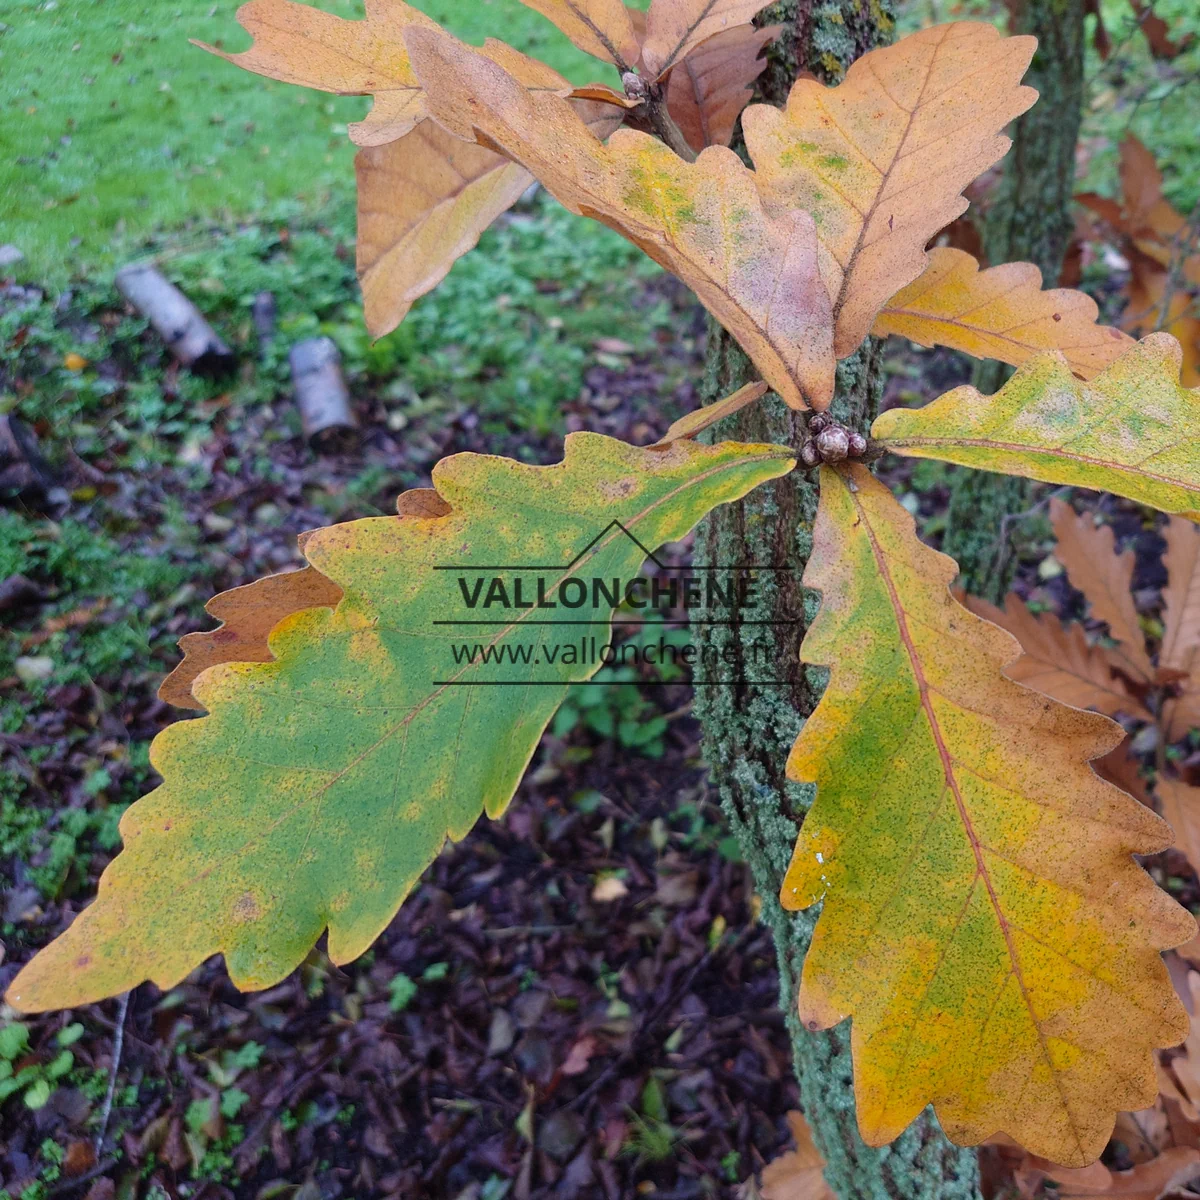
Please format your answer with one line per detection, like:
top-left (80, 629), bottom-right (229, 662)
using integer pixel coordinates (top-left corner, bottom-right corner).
top-left (212, 628), bottom-right (239, 644)
top-left (76, 956), bottom-right (91, 968)
top-left (1052, 312), bottom-right (1062, 322)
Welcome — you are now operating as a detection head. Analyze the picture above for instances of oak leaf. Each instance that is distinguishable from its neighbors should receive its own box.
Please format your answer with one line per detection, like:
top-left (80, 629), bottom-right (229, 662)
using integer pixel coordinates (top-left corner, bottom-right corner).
top-left (356, 98), bottom-right (623, 338)
top-left (650, 381), bottom-right (768, 446)
top-left (872, 335), bottom-right (1200, 521)
top-left (408, 27), bottom-right (836, 410)
top-left (159, 566), bottom-right (344, 711)
top-left (781, 463), bottom-right (1193, 1165)
top-left (1162, 517), bottom-right (1200, 740)
top-left (1049, 498), bottom-right (1155, 684)
top-left (1023, 1147), bottom-right (1200, 1199)
top-left (962, 592), bottom-right (1152, 720)
top-left (6, 434), bottom-right (792, 1012)
top-left (872, 248), bottom-right (1132, 380)
top-left (641, 0), bottom-right (774, 79)
top-left (201, 0), bottom-right (576, 147)
top-left (1093, 744), bottom-right (1154, 809)
top-left (760, 1111), bottom-right (834, 1200)
top-left (665, 23), bottom-right (781, 152)
top-left (743, 22), bottom-right (1037, 358)
top-left (1160, 780), bottom-right (1200, 889)
top-left (515, 0), bottom-right (642, 68)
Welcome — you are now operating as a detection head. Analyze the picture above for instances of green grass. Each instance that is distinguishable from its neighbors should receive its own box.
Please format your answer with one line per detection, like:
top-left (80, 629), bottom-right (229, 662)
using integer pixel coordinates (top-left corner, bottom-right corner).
top-left (0, 0), bottom-right (639, 283)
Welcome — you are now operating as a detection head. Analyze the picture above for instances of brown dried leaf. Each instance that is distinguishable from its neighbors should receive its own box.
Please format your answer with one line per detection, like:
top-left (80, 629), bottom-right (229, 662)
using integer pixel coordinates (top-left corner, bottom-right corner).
top-left (1161, 779), bottom-right (1200, 884)
top-left (873, 248), bottom-right (1133, 380)
top-left (1050, 498), bottom-right (1155, 684)
top-left (1130, 0), bottom-right (1194, 60)
top-left (641, 0), bottom-right (773, 79)
top-left (409, 27), bottom-right (836, 409)
top-left (1026, 1148), bottom-right (1200, 1198)
top-left (963, 592), bottom-right (1153, 720)
top-left (760, 1112), bottom-right (834, 1200)
top-left (744, 22), bottom-right (1037, 358)
top-left (516, 0), bottom-right (642, 67)
top-left (158, 566), bottom-right (343, 711)
top-left (650, 381), bottom-right (768, 446)
top-left (1162, 517), bottom-right (1200, 678)
top-left (1094, 743), bottom-right (1154, 808)
top-left (665, 23), bottom-right (781, 151)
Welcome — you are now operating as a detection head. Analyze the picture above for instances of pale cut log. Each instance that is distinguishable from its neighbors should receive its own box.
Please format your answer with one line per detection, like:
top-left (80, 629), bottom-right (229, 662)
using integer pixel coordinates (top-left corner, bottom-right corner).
top-left (289, 337), bottom-right (358, 452)
top-left (114, 263), bottom-right (234, 374)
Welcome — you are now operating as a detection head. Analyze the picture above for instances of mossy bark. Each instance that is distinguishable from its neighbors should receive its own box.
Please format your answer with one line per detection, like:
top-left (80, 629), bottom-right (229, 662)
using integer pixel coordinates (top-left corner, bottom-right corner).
top-left (692, 4), bottom-right (982, 1197)
top-left (942, 0), bottom-right (1086, 601)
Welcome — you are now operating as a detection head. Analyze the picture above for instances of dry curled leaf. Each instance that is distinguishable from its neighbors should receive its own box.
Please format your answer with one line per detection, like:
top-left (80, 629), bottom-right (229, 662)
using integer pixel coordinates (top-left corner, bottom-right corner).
top-left (962, 592), bottom-right (1152, 720)
top-left (159, 566), bottom-right (344, 711)
top-left (665, 23), bottom-right (782, 151)
top-left (781, 463), bottom-right (1193, 1165)
top-left (1049, 497), bottom-right (1155, 684)
top-left (744, 22), bottom-right (1037, 358)
top-left (872, 248), bottom-right (1132, 380)
top-left (760, 1111), bottom-right (834, 1200)
top-left (873, 335), bottom-right (1200, 521)
top-left (408, 26), bottom-right (836, 410)
top-left (1160, 780), bottom-right (1200, 887)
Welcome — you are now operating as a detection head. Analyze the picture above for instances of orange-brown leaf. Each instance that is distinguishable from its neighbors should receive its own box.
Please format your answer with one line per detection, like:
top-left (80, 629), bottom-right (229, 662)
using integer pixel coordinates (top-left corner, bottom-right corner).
top-left (781, 463), bottom-right (1192, 1164)
top-left (650, 381), bottom-right (768, 446)
top-left (1093, 743), bottom-right (1154, 808)
top-left (665, 23), bottom-right (781, 151)
top-left (1050, 498), bottom-right (1156, 684)
top-left (1033, 1147), bottom-right (1200, 1198)
top-left (641, 0), bottom-right (773, 79)
top-left (516, 0), bottom-right (642, 67)
top-left (1162, 516), bottom-right (1200, 678)
top-left (872, 248), bottom-right (1133, 379)
top-left (408, 27), bottom-right (836, 410)
top-left (201, 0), bottom-right (571, 147)
top-left (963, 592), bottom-right (1153, 720)
top-left (356, 98), bottom-right (622, 338)
top-left (744, 22), bottom-right (1036, 358)
top-left (158, 567), bottom-right (343, 711)
top-left (760, 1112), bottom-right (834, 1200)
top-left (1160, 779), bottom-right (1200, 886)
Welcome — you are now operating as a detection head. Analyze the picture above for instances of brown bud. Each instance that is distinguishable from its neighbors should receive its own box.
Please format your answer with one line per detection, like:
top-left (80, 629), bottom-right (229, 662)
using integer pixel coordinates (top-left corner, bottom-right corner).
top-left (800, 439), bottom-right (820, 467)
top-left (848, 431), bottom-right (868, 457)
top-left (622, 72), bottom-right (649, 102)
top-left (815, 426), bottom-right (851, 462)
top-left (809, 412), bottom-right (833, 434)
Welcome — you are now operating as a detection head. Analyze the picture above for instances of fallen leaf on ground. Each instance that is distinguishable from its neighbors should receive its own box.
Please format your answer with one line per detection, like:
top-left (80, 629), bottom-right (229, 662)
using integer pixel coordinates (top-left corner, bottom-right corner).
top-left (760, 1111), bottom-right (834, 1200)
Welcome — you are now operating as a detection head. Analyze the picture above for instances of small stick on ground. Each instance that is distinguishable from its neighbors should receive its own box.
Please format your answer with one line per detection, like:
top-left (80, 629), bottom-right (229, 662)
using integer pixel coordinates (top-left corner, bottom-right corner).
top-left (94, 990), bottom-right (131, 1157)
top-left (115, 263), bottom-right (234, 375)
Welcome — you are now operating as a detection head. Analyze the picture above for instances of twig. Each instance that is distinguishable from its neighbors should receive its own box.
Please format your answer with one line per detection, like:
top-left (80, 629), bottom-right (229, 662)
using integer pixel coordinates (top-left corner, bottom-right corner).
top-left (94, 990), bottom-right (131, 1157)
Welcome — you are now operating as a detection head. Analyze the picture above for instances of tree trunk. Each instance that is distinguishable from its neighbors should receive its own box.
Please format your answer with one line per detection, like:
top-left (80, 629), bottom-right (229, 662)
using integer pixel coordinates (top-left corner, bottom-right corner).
top-left (941, 0), bottom-right (1086, 601)
top-left (692, 4), bottom-right (983, 1197)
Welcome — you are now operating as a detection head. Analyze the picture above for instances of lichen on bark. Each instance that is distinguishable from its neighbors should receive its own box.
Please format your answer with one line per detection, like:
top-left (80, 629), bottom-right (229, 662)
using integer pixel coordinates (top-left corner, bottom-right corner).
top-left (691, 3), bottom-right (983, 1197)
top-left (942, 0), bottom-right (1086, 601)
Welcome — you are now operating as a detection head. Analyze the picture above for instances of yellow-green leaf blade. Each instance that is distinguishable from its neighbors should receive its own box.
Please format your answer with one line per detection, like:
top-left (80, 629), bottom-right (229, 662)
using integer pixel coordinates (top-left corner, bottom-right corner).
top-left (871, 248), bottom-right (1133, 380)
top-left (872, 334), bottom-right (1200, 520)
top-left (7, 435), bottom-right (792, 1014)
top-left (782, 463), bottom-right (1192, 1166)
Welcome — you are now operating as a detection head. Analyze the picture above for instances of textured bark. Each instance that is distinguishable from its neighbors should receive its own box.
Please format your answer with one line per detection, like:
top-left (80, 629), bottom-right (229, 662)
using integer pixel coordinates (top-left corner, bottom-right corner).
top-left (942, 0), bottom-right (1086, 601)
top-left (692, 4), bottom-right (983, 1197)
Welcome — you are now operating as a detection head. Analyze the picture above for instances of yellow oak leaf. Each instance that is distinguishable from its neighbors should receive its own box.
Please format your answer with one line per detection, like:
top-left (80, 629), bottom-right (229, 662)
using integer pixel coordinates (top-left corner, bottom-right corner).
top-left (872, 334), bottom-right (1200, 521)
top-left (743, 22), bottom-right (1036, 358)
top-left (6, 435), bottom-right (792, 1012)
top-left (408, 26), bottom-right (837, 410)
top-left (781, 463), bottom-right (1193, 1166)
top-left (872, 248), bottom-right (1133, 380)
